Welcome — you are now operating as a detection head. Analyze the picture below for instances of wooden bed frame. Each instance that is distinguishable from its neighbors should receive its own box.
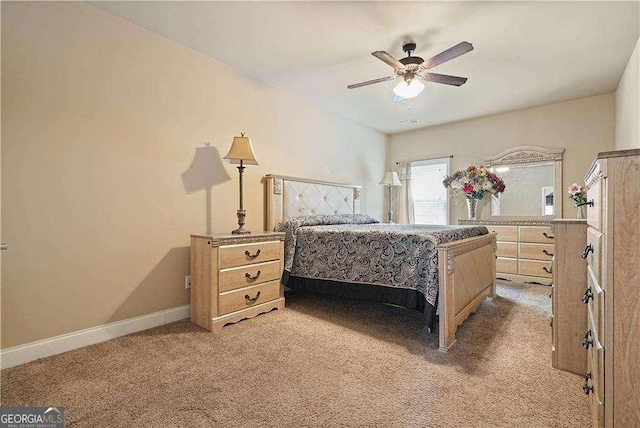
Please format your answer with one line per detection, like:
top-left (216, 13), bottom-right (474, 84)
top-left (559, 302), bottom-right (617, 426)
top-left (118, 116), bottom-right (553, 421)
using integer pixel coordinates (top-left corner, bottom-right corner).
top-left (263, 174), bottom-right (497, 352)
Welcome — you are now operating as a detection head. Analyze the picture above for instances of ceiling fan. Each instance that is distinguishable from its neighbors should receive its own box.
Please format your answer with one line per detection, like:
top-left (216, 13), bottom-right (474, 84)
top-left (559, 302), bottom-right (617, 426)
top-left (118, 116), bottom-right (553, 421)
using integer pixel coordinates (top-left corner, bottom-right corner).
top-left (347, 41), bottom-right (474, 99)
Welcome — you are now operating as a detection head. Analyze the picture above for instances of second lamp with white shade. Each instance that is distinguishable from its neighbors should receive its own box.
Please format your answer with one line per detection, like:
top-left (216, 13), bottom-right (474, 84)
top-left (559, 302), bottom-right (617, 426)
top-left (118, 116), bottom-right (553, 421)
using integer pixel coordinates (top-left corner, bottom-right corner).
top-left (379, 171), bottom-right (402, 223)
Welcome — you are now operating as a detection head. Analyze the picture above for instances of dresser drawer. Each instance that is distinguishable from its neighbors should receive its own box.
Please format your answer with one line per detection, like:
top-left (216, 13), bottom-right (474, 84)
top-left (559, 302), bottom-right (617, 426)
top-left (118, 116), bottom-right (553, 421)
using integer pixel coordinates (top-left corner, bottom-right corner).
top-left (219, 260), bottom-right (281, 293)
top-left (585, 228), bottom-right (603, 287)
top-left (586, 310), bottom-right (604, 410)
top-left (496, 257), bottom-right (518, 274)
top-left (496, 242), bottom-right (517, 258)
top-left (218, 280), bottom-right (281, 316)
top-left (586, 265), bottom-right (605, 347)
top-left (519, 226), bottom-right (555, 244)
top-left (219, 241), bottom-right (281, 268)
top-left (587, 345), bottom-right (605, 428)
top-left (519, 259), bottom-right (553, 278)
top-left (519, 243), bottom-right (554, 261)
top-left (586, 176), bottom-right (603, 232)
top-left (485, 225), bottom-right (518, 242)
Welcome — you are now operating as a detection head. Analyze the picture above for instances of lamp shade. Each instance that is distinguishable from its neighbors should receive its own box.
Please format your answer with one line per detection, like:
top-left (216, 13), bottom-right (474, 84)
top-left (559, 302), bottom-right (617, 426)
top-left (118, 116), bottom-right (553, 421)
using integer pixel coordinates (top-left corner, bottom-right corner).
top-left (379, 171), bottom-right (402, 186)
top-left (393, 79), bottom-right (425, 99)
top-left (223, 134), bottom-right (259, 165)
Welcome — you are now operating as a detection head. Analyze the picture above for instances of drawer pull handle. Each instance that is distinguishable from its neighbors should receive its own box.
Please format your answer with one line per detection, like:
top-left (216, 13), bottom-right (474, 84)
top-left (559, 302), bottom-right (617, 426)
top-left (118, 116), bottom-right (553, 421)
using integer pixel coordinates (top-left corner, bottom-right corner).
top-left (542, 232), bottom-right (555, 239)
top-left (549, 288), bottom-right (553, 299)
top-left (245, 291), bottom-right (261, 303)
top-left (582, 329), bottom-right (593, 349)
top-left (549, 317), bottom-right (553, 327)
top-left (542, 249), bottom-right (554, 257)
top-left (575, 200), bottom-right (594, 208)
top-left (581, 244), bottom-right (594, 259)
top-left (583, 372), bottom-right (594, 395)
top-left (543, 266), bottom-right (552, 274)
top-left (245, 249), bottom-right (261, 259)
top-left (245, 270), bottom-right (262, 280)
top-left (582, 287), bottom-right (594, 304)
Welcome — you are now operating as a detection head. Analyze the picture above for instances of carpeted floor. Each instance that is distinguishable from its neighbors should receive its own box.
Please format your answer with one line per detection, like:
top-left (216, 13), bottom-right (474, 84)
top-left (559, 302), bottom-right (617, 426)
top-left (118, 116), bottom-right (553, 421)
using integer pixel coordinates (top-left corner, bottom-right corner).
top-left (1, 282), bottom-right (589, 427)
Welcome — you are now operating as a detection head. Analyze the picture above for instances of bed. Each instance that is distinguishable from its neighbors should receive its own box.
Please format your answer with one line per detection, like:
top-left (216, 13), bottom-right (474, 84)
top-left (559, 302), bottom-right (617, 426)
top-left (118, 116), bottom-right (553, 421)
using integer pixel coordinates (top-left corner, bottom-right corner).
top-left (264, 174), bottom-right (497, 351)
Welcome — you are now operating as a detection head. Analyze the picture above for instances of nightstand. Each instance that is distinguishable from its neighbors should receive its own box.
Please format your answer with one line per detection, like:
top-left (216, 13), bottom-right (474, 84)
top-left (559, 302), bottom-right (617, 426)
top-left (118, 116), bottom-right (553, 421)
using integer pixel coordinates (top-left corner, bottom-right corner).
top-left (190, 231), bottom-right (285, 331)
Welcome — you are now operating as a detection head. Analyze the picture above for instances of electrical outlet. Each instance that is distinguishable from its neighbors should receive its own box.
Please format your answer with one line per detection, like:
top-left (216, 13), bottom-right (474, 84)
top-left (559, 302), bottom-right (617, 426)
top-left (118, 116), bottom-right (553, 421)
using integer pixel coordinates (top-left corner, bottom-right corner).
top-left (185, 275), bottom-right (191, 289)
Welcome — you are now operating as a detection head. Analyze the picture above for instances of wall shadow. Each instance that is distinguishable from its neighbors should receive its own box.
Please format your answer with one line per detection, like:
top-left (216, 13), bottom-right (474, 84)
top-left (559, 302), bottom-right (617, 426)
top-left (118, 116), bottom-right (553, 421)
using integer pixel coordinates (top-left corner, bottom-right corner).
top-left (181, 144), bottom-right (231, 234)
top-left (107, 247), bottom-right (191, 324)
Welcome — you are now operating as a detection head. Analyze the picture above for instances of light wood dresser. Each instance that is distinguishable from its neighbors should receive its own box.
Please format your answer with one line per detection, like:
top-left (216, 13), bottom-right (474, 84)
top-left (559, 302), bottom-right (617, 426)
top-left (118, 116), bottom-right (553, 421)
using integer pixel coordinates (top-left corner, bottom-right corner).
top-left (582, 149), bottom-right (640, 427)
top-left (550, 219), bottom-right (587, 375)
top-left (459, 220), bottom-right (554, 285)
top-left (190, 232), bottom-right (285, 331)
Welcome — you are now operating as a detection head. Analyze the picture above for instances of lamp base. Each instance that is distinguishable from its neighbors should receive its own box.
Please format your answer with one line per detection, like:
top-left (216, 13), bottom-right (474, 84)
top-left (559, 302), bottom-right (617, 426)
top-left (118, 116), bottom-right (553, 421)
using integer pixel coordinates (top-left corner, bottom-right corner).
top-left (231, 209), bottom-right (251, 235)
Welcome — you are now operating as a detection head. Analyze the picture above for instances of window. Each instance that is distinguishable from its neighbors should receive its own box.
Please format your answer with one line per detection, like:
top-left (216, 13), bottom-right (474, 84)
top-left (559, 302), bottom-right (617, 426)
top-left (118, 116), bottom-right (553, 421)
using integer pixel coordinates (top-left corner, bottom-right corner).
top-left (411, 157), bottom-right (450, 225)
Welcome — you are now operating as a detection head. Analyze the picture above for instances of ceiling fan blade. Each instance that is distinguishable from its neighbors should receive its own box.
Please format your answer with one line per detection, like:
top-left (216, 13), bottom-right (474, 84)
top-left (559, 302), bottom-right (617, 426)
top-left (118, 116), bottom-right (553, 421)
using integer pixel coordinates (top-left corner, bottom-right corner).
top-left (371, 51), bottom-right (405, 70)
top-left (422, 41), bottom-right (474, 69)
top-left (421, 72), bottom-right (468, 86)
top-left (347, 76), bottom-right (394, 89)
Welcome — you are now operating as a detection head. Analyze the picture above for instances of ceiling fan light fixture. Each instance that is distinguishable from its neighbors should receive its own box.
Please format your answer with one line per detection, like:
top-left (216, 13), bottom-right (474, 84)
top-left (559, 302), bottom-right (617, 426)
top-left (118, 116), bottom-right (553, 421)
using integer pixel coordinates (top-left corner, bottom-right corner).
top-left (393, 79), bottom-right (424, 99)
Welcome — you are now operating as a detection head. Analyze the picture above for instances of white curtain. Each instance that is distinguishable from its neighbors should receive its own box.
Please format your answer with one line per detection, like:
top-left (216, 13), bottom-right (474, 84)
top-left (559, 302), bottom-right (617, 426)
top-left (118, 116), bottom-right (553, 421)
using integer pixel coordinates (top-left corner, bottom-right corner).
top-left (396, 162), bottom-right (415, 224)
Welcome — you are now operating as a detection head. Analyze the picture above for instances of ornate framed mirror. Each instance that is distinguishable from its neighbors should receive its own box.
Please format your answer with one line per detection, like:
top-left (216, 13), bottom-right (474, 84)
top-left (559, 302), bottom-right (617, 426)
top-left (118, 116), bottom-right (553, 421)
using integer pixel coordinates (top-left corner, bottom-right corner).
top-left (485, 146), bottom-right (565, 219)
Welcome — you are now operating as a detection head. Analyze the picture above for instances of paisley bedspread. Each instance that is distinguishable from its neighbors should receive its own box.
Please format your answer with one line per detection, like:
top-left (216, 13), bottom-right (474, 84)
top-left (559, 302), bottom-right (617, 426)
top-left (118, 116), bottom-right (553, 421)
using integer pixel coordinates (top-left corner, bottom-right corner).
top-left (275, 214), bottom-right (488, 307)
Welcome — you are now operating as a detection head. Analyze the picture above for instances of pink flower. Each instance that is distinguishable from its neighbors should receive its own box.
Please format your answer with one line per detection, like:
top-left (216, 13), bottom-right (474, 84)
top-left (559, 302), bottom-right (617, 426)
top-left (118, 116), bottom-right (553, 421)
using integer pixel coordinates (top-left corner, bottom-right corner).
top-left (463, 184), bottom-right (474, 195)
top-left (568, 183), bottom-right (582, 195)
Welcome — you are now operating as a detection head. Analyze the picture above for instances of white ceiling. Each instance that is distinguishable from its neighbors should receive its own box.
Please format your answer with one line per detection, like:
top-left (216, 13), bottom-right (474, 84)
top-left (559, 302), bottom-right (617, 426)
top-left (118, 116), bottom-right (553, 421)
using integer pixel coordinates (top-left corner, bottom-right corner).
top-left (92, 1), bottom-right (639, 134)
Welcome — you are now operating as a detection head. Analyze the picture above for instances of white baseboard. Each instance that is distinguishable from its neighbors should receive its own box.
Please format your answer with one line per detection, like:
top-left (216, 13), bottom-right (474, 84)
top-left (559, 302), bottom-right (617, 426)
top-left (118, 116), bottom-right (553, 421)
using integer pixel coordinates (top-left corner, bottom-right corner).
top-left (1, 305), bottom-right (191, 369)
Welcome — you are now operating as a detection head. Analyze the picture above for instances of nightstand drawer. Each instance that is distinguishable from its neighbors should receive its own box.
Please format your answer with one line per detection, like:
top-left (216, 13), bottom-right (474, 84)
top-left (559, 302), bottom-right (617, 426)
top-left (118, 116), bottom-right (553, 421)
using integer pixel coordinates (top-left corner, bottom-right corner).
top-left (218, 280), bottom-right (281, 316)
top-left (219, 260), bottom-right (281, 293)
top-left (219, 241), bottom-right (281, 268)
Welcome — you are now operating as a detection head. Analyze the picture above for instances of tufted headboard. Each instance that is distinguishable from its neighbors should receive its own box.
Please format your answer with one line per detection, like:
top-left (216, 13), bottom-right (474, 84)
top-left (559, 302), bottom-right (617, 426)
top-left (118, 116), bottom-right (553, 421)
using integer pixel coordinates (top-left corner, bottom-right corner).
top-left (263, 174), bottom-right (362, 231)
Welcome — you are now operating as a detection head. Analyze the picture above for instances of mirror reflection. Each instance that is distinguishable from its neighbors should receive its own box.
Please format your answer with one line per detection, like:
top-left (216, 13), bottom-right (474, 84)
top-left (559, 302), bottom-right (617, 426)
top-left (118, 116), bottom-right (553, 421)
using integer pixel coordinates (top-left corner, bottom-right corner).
top-left (490, 162), bottom-right (555, 217)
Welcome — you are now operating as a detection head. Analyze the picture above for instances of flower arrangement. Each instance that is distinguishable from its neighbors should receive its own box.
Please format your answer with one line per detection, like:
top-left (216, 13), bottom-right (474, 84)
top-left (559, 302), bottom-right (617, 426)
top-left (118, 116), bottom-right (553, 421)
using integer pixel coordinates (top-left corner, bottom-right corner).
top-left (568, 183), bottom-right (587, 206)
top-left (443, 165), bottom-right (506, 200)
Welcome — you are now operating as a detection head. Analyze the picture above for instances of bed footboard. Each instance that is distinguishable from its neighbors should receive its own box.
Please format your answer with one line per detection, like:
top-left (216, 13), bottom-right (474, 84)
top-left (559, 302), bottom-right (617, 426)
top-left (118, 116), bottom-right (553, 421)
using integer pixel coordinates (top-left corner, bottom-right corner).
top-left (437, 233), bottom-right (497, 352)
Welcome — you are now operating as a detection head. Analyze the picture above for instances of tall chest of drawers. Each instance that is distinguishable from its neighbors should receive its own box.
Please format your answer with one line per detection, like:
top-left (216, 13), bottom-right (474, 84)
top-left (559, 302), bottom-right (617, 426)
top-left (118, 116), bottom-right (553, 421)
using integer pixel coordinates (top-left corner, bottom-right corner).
top-left (459, 220), bottom-right (554, 285)
top-left (583, 149), bottom-right (640, 427)
top-left (550, 219), bottom-right (588, 375)
top-left (190, 232), bottom-right (286, 331)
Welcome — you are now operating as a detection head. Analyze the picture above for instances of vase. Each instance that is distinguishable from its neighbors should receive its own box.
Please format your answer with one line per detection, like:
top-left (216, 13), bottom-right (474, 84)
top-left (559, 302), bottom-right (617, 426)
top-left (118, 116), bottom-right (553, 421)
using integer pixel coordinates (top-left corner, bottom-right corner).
top-left (577, 205), bottom-right (587, 219)
top-left (466, 198), bottom-right (478, 220)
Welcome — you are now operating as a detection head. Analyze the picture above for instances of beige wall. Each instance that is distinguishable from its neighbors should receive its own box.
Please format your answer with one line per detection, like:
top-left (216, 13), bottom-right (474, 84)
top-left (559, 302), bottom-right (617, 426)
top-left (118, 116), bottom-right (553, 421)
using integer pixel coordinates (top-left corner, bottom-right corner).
top-left (390, 93), bottom-right (615, 222)
top-left (615, 38), bottom-right (640, 150)
top-left (1, 2), bottom-right (387, 348)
